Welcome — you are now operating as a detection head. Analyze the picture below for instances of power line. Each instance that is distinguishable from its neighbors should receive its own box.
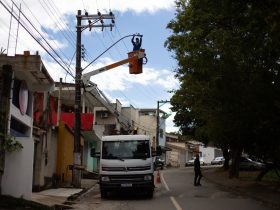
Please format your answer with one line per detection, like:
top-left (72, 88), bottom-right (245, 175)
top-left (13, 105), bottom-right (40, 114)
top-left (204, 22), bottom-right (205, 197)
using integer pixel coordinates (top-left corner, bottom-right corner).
top-left (39, 0), bottom-right (76, 48)
top-left (0, 0), bottom-right (75, 79)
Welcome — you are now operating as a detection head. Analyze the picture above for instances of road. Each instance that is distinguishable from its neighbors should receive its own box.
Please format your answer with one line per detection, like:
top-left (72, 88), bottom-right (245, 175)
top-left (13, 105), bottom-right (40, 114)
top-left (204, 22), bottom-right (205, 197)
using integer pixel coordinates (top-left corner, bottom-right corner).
top-left (71, 167), bottom-right (274, 210)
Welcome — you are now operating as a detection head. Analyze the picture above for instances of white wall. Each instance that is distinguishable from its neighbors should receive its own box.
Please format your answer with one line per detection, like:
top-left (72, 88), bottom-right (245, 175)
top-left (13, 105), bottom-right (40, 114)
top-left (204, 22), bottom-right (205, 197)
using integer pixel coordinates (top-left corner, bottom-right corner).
top-left (166, 149), bottom-right (186, 168)
top-left (199, 146), bottom-right (215, 164)
top-left (166, 150), bottom-right (179, 167)
top-left (44, 130), bottom-right (57, 178)
top-left (2, 137), bottom-right (34, 200)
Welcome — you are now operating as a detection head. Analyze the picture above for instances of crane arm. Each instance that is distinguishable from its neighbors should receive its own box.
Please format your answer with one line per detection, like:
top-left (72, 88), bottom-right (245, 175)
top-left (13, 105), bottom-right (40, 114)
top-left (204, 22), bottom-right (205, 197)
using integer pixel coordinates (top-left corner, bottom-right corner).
top-left (82, 50), bottom-right (145, 85)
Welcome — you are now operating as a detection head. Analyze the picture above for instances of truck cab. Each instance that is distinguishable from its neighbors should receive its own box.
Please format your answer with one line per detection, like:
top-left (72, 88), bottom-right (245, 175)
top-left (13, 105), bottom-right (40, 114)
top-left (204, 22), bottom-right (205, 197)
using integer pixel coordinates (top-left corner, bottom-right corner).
top-left (92, 135), bottom-right (155, 198)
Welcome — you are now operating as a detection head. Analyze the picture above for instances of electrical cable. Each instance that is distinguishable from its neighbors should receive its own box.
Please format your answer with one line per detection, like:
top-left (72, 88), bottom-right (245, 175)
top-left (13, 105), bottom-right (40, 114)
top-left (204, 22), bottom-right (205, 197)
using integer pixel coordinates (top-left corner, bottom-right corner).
top-left (82, 34), bottom-right (141, 72)
top-left (23, 0), bottom-right (76, 71)
top-left (0, 0), bottom-right (75, 79)
top-left (39, 0), bottom-right (76, 47)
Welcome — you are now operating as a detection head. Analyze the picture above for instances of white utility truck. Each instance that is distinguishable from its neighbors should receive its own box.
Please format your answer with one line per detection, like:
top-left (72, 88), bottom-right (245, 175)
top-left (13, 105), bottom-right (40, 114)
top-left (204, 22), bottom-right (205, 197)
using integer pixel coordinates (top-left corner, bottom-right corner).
top-left (91, 135), bottom-right (158, 198)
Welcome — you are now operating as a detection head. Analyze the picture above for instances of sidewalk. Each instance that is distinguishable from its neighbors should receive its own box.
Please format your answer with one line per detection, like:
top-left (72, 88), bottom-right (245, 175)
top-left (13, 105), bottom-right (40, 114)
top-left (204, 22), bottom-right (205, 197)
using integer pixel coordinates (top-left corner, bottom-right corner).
top-left (31, 178), bottom-right (98, 208)
top-left (203, 168), bottom-right (280, 209)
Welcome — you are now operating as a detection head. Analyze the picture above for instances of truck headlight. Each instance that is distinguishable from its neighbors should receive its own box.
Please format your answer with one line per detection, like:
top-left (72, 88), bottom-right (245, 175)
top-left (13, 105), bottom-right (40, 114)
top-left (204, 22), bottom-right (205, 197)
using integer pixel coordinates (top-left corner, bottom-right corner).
top-left (144, 175), bottom-right (152, 181)
top-left (101, 176), bottom-right (110, 182)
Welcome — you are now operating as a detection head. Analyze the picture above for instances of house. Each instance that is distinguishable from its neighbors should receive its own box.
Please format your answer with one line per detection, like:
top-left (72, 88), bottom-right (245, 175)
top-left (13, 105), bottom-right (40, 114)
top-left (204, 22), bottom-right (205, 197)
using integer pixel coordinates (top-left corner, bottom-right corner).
top-left (56, 121), bottom-right (85, 183)
top-left (0, 51), bottom-right (54, 199)
top-left (165, 142), bottom-right (186, 167)
top-left (165, 133), bottom-right (224, 166)
top-left (0, 51), bottom-right (170, 199)
top-left (137, 108), bottom-right (167, 148)
top-left (199, 144), bottom-right (223, 164)
top-left (50, 82), bottom-right (98, 176)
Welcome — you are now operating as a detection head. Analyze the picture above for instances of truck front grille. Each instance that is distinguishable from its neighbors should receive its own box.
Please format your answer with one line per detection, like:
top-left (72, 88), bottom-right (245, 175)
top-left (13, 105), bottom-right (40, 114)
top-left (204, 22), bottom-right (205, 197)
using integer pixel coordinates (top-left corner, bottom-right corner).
top-left (102, 165), bottom-right (151, 172)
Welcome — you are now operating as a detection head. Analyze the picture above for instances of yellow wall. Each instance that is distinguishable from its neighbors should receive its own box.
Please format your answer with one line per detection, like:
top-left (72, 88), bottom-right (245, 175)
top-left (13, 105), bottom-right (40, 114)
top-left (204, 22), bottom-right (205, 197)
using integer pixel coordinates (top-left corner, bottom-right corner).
top-left (56, 122), bottom-right (84, 183)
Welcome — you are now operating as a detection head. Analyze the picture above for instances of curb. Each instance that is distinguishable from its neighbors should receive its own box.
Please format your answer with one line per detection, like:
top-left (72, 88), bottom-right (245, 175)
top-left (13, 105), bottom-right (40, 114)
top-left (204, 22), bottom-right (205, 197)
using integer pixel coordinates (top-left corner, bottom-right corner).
top-left (67, 182), bottom-right (99, 202)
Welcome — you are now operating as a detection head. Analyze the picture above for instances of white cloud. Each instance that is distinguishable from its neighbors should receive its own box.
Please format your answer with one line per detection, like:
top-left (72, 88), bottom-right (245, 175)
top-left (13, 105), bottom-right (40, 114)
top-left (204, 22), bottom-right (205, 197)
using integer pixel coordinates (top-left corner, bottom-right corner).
top-left (0, 0), bottom-right (179, 132)
top-left (0, 1), bottom-right (70, 57)
top-left (6, 0), bottom-right (175, 30)
top-left (43, 61), bottom-right (76, 83)
top-left (1, 0), bottom-right (175, 52)
top-left (49, 0), bottom-right (175, 15)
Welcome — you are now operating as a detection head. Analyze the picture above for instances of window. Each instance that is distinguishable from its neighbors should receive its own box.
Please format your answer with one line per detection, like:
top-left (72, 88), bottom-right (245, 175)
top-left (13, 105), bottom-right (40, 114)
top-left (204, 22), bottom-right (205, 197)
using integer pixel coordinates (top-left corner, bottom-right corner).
top-left (102, 140), bottom-right (150, 159)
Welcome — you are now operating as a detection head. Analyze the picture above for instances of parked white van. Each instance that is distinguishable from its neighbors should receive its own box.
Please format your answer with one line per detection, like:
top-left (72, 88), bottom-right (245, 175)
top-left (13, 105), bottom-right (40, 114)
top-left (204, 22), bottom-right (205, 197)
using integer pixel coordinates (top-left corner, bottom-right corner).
top-left (91, 135), bottom-right (158, 198)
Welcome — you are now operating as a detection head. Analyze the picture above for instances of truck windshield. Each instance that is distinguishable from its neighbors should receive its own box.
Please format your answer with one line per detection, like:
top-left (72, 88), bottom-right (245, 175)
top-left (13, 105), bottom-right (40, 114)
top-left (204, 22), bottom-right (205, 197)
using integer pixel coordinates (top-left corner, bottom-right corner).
top-left (102, 140), bottom-right (150, 159)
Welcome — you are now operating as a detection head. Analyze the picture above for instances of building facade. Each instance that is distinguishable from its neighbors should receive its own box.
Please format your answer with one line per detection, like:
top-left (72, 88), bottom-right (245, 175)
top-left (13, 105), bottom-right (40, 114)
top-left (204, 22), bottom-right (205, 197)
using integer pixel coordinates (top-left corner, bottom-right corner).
top-left (0, 52), bottom-right (54, 199)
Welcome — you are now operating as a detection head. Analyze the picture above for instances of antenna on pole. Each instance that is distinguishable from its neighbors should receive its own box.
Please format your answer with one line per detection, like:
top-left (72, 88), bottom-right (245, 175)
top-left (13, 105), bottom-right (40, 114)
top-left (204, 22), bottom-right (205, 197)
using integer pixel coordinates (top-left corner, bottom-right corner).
top-left (7, 2), bottom-right (21, 56)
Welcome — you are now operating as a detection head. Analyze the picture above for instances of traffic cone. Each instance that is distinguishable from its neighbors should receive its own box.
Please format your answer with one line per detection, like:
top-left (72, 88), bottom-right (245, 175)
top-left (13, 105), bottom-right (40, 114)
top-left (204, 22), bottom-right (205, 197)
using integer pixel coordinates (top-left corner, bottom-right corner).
top-left (156, 170), bottom-right (161, 184)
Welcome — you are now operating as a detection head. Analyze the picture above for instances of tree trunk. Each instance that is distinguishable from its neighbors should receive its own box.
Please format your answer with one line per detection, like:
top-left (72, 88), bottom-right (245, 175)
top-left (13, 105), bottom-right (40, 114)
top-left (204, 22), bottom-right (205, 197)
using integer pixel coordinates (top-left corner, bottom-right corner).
top-left (0, 65), bottom-right (13, 194)
top-left (222, 145), bottom-right (230, 170)
top-left (229, 146), bottom-right (242, 178)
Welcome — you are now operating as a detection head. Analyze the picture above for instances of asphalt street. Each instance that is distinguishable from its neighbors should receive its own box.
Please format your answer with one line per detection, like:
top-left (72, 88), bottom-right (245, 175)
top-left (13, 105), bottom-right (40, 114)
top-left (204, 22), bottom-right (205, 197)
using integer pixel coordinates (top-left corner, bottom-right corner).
top-left (70, 167), bottom-right (275, 210)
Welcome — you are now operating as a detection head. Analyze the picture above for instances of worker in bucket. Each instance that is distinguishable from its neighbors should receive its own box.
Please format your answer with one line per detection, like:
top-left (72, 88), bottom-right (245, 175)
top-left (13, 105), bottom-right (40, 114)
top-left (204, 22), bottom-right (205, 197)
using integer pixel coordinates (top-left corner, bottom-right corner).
top-left (131, 34), bottom-right (142, 51)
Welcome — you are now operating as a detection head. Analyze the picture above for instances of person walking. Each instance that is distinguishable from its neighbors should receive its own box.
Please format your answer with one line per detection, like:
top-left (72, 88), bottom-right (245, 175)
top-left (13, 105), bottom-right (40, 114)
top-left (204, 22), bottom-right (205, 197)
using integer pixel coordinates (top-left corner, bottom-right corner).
top-left (194, 154), bottom-right (202, 186)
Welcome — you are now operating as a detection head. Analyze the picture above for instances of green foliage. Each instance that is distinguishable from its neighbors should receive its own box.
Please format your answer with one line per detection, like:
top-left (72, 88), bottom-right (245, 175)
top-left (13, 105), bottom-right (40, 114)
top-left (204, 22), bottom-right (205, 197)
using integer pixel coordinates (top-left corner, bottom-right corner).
top-left (0, 132), bottom-right (23, 153)
top-left (165, 0), bottom-right (280, 176)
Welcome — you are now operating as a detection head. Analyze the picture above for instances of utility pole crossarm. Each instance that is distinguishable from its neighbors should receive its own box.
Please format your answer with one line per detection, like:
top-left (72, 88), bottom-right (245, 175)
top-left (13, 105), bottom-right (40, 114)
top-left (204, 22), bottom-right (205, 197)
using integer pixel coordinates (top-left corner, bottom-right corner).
top-left (82, 50), bottom-right (146, 85)
top-left (77, 14), bottom-right (115, 19)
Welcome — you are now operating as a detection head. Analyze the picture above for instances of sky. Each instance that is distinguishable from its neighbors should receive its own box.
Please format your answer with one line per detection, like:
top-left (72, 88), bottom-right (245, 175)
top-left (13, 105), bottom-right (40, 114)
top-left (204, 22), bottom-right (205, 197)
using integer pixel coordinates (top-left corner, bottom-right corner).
top-left (0, 0), bottom-right (180, 133)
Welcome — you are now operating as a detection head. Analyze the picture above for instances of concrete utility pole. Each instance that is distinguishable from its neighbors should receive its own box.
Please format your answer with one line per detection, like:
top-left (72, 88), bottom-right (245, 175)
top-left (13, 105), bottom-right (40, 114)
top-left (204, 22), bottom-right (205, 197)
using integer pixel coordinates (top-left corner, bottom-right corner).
top-left (0, 65), bottom-right (13, 193)
top-left (156, 100), bottom-right (170, 147)
top-left (73, 9), bottom-right (115, 187)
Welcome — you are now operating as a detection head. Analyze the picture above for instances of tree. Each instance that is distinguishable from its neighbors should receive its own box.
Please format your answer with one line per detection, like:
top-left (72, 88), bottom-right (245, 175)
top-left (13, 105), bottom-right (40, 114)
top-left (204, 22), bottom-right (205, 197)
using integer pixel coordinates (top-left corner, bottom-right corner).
top-left (165, 0), bottom-right (280, 178)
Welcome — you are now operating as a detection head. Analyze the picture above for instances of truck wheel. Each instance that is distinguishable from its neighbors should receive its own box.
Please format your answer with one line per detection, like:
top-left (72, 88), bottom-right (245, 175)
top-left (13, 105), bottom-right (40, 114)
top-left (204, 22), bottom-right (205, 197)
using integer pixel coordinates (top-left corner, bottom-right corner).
top-left (101, 189), bottom-right (108, 199)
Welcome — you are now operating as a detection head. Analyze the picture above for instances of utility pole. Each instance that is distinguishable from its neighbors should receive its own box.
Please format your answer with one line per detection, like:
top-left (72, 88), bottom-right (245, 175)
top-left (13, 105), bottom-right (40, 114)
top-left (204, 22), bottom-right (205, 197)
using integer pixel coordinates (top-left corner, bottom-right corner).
top-left (0, 65), bottom-right (13, 193)
top-left (73, 9), bottom-right (115, 187)
top-left (156, 100), bottom-right (170, 147)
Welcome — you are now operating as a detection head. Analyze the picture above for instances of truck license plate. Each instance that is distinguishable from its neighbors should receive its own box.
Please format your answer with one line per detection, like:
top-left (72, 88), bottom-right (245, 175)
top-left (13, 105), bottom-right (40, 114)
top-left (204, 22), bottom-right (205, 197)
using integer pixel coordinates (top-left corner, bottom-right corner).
top-left (121, 183), bottom-right (132, 187)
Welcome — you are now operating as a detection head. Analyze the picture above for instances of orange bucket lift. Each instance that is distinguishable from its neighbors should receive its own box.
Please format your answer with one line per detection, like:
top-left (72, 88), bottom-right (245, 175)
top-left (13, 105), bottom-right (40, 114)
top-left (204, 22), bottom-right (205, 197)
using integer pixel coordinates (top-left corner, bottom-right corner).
top-left (82, 49), bottom-right (147, 85)
top-left (128, 49), bottom-right (145, 74)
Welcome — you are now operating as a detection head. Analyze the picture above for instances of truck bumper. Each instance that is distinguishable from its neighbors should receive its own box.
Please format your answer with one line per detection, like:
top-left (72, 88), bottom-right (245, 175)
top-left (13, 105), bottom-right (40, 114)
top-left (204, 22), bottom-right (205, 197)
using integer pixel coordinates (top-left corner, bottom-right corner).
top-left (99, 174), bottom-right (154, 191)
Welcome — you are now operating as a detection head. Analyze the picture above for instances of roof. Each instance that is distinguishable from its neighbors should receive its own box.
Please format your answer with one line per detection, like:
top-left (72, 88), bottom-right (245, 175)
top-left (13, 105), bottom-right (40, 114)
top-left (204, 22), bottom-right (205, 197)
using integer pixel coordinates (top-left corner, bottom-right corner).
top-left (187, 140), bottom-right (204, 146)
top-left (139, 108), bottom-right (166, 114)
top-left (166, 133), bottom-right (179, 139)
top-left (0, 52), bottom-right (54, 92)
top-left (166, 142), bottom-right (187, 150)
top-left (81, 130), bottom-right (101, 142)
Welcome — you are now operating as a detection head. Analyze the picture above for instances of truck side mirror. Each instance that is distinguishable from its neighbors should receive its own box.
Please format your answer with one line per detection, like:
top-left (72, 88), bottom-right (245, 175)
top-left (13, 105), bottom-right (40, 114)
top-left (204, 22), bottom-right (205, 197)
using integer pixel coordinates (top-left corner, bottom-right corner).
top-left (90, 148), bottom-right (100, 158)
